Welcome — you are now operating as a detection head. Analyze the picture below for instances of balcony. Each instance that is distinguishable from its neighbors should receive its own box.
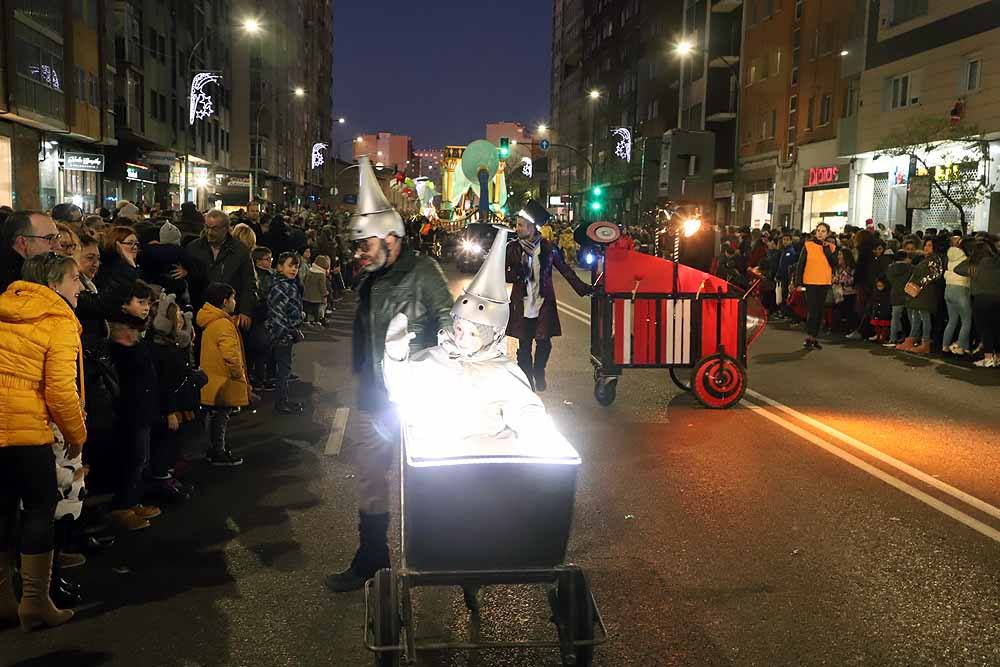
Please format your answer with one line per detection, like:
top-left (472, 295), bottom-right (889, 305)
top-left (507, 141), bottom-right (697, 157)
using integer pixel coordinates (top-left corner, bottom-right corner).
top-left (712, 0), bottom-right (743, 12)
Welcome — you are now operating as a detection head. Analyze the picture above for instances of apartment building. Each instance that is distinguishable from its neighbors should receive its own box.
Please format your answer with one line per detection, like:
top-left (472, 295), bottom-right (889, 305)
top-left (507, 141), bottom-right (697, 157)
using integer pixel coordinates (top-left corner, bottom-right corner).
top-left (353, 132), bottom-right (413, 172)
top-left (844, 0), bottom-right (1000, 233)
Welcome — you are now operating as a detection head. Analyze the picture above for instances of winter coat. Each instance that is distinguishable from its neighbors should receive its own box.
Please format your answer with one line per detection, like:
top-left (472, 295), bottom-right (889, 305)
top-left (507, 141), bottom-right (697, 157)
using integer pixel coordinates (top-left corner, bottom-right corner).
top-left (944, 247), bottom-right (971, 288)
top-left (184, 234), bottom-right (258, 318)
top-left (905, 252), bottom-right (944, 313)
top-left (109, 336), bottom-right (159, 429)
top-left (150, 338), bottom-right (200, 416)
top-left (301, 265), bottom-right (329, 304)
top-left (0, 281), bottom-right (87, 448)
top-left (505, 238), bottom-right (592, 340)
top-left (955, 255), bottom-right (1000, 298)
top-left (885, 261), bottom-right (914, 307)
top-left (0, 247), bottom-right (24, 293)
top-left (352, 249), bottom-right (453, 412)
top-left (868, 287), bottom-right (892, 321)
top-left (252, 267), bottom-right (275, 322)
top-left (95, 251), bottom-right (140, 296)
top-left (795, 239), bottom-right (837, 286)
top-left (76, 276), bottom-right (109, 355)
top-left (140, 242), bottom-right (189, 301)
top-left (196, 303), bottom-right (250, 407)
top-left (260, 217), bottom-right (296, 257)
top-left (776, 243), bottom-right (800, 283)
top-left (266, 276), bottom-right (304, 343)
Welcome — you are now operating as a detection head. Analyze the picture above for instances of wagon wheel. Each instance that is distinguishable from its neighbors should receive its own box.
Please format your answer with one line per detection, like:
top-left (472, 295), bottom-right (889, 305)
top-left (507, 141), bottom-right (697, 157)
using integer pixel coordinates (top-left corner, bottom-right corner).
top-left (669, 367), bottom-right (692, 392)
top-left (373, 569), bottom-right (401, 667)
top-left (552, 569), bottom-right (595, 667)
top-left (594, 377), bottom-right (617, 406)
top-left (691, 353), bottom-right (747, 410)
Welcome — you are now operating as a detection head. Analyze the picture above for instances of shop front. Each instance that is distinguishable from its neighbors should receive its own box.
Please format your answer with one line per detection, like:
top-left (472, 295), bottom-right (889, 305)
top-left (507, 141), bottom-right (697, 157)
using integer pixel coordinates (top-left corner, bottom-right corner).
top-left (125, 162), bottom-right (157, 206)
top-left (713, 181), bottom-right (733, 228)
top-left (801, 164), bottom-right (850, 233)
top-left (62, 150), bottom-right (104, 212)
top-left (741, 177), bottom-right (774, 230)
top-left (214, 171), bottom-right (252, 213)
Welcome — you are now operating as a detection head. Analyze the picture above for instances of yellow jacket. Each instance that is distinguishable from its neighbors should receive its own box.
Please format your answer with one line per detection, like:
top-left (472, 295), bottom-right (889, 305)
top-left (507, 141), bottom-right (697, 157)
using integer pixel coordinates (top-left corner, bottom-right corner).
top-left (197, 303), bottom-right (250, 408)
top-left (0, 281), bottom-right (87, 448)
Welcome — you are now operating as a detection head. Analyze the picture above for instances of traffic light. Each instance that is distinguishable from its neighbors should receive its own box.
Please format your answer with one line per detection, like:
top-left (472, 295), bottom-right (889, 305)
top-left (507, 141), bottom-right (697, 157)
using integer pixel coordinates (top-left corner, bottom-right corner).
top-left (588, 184), bottom-right (605, 215)
top-left (498, 137), bottom-right (510, 158)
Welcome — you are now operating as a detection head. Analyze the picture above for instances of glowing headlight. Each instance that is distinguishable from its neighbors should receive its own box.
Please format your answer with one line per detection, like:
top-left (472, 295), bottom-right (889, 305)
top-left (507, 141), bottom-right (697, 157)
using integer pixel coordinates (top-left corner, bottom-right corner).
top-left (471, 243), bottom-right (482, 255)
top-left (584, 252), bottom-right (595, 265)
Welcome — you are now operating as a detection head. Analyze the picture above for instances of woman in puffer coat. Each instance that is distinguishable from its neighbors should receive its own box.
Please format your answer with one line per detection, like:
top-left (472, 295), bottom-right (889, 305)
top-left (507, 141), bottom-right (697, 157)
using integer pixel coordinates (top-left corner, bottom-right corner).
top-left (0, 253), bottom-right (87, 631)
top-left (899, 237), bottom-right (945, 355)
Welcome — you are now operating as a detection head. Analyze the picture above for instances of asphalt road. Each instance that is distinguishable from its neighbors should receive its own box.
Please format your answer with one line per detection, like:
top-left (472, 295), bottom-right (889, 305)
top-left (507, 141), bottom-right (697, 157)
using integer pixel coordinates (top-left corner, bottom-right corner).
top-left (5, 259), bottom-right (1000, 667)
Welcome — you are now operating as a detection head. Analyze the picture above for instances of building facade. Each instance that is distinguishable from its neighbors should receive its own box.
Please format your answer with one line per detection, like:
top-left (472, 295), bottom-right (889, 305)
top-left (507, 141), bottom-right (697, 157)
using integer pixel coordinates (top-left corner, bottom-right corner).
top-left (354, 132), bottom-right (413, 172)
top-left (413, 148), bottom-right (443, 191)
top-left (0, 0), bottom-right (333, 213)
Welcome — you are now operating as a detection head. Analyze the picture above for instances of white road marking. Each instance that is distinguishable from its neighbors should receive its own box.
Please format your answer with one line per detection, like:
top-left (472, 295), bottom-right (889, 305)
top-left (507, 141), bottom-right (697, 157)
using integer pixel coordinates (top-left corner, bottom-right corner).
top-left (324, 407), bottom-right (350, 456)
top-left (742, 397), bottom-right (1000, 545)
top-left (558, 297), bottom-right (1000, 543)
top-left (746, 388), bottom-right (1000, 522)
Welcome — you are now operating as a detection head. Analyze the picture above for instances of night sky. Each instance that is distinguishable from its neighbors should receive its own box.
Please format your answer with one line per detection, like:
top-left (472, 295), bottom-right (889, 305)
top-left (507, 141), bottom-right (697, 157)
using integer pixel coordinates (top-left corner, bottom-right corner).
top-left (332, 0), bottom-right (552, 151)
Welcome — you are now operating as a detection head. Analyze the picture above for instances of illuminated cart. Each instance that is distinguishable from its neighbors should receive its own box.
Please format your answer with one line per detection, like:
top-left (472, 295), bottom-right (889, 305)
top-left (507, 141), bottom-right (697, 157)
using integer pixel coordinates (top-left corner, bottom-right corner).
top-left (590, 247), bottom-right (765, 409)
top-left (364, 420), bottom-right (608, 666)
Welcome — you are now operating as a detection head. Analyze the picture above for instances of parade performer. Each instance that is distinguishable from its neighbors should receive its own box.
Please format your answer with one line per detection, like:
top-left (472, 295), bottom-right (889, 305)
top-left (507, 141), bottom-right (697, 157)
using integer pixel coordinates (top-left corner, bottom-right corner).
top-left (382, 227), bottom-right (546, 447)
top-left (326, 156), bottom-right (453, 593)
top-left (506, 200), bottom-right (592, 391)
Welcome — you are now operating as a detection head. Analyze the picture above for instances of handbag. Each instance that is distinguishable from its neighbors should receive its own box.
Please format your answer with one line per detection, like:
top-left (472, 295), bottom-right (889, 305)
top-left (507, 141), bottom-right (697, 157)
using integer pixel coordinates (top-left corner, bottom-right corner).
top-left (904, 282), bottom-right (922, 298)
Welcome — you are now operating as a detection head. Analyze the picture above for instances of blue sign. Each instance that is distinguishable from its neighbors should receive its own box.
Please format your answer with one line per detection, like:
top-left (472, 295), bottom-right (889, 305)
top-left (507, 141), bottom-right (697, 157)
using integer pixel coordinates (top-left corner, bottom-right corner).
top-left (539, 139), bottom-right (551, 151)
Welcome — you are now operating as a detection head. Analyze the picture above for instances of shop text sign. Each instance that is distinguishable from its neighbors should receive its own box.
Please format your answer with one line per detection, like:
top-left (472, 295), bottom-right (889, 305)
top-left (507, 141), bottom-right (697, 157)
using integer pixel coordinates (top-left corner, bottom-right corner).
top-left (807, 166), bottom-right (841, 187)
top-left (64, 152), bottom-right (104, 173)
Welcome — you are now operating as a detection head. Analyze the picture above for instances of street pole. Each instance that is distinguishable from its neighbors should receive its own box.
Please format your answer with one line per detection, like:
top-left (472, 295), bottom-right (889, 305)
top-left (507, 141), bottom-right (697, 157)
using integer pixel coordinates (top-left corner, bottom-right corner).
top-left (250, 102), bottom-right (265, 205)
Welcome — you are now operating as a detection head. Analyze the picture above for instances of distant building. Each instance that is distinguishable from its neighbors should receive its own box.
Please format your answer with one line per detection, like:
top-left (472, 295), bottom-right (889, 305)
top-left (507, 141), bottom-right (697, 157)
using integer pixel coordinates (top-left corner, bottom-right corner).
top-left (486, 122), bottom-right (531, 146)
top-left (354, 133), bottom-right (413, 172)
top-left (413, 148), bottom-right (443, 191)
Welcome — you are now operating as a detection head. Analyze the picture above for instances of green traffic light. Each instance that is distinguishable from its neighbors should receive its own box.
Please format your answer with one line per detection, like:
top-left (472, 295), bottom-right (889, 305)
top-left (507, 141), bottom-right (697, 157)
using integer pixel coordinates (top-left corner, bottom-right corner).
top-left (499, 148), bottom-right (509, 157)
top-left (592, 186), bottom-right (603, 196)
top-left (590, 201), bottom-right (603, 212)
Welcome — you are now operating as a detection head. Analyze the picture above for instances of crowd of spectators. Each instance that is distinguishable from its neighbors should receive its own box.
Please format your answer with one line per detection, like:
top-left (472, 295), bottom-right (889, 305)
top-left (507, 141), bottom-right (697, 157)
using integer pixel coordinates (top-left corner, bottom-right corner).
top-left (0, 200), bottom-right (351, 631)
top-left (714, 221), bottom-right (1000, 367)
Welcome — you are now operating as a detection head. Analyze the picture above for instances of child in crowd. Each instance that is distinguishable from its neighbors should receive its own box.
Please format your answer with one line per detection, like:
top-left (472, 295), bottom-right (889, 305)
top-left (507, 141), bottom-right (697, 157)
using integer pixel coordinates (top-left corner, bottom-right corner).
top-left (197, 283), bottom-right (250, 467)
top-left (249, 246), bottom-right (276, 390)
top-left (107, 280), bottom-right (162, 531)
top-left (867, 275), bottom-right (893, 343)
top-left (884, 250), bottom-right (913, 347)
top-left (302, 254), bottom-right (330, 325)
top-left (149, 294), bottom-right (199, 502)
top-left (50, 422), bottom-right (88, 608)
top-left (266, 252), bottom-right (305, 415)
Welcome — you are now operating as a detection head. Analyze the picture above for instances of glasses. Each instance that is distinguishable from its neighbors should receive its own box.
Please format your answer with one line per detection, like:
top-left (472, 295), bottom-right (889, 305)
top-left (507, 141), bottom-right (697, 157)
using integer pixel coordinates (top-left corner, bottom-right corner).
top-left (21, 233), bottom-right (62, 243)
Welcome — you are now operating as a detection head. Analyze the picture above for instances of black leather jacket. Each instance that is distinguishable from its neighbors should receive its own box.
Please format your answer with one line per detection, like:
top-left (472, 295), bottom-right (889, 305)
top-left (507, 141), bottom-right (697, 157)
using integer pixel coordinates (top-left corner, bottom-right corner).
top-left (352, 248), bottom-right (453, 411)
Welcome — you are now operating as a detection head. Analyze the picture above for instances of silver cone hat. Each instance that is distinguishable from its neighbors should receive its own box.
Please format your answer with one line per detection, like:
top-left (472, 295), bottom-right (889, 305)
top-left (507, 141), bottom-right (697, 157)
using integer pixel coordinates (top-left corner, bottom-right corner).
top-left (452, 227), bottom-right (511, 331)
top-left (349, 155), bottom-right (404, 240)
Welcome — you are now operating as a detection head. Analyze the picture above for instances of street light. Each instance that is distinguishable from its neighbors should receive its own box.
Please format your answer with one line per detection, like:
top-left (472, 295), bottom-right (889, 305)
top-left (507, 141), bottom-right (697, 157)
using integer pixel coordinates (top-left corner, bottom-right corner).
top-left (337, 117), bottom-right (346, 124)
top-left (674, 40), bottom-right (694, 56)
top-left (588, 89), bottom-right (601, 100)
top-left (242, 18), bottom-right (261, 33)
top-left (294, 87), bottom-right (305, 97)
top-left (537, 123), bottom-right (548, 134)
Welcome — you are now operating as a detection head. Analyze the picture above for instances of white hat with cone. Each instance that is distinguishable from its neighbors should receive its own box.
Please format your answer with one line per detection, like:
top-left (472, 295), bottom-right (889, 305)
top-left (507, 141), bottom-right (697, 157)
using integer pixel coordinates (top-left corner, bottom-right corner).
top-left (349, 155), bottom-right (405, 241)
top-left (451, 227), bottom-right (512, 331)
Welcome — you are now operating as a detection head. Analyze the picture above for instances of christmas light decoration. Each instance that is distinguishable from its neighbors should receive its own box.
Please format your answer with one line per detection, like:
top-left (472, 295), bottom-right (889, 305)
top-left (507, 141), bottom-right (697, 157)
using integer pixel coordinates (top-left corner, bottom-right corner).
top-left (521, 156), bottom-right (533, 178)
top-left (311, 142), bottom-right (328, 169)
top-left (611, 127), bottom-right (632, 162)
top-left (189, 72), bottom-right (222, 125)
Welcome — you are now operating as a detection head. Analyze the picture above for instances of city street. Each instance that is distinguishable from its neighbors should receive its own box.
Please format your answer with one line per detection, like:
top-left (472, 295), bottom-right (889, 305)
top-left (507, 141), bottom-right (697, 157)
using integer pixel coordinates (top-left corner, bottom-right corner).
top-left (4, 265), bottom-right (1000, 667)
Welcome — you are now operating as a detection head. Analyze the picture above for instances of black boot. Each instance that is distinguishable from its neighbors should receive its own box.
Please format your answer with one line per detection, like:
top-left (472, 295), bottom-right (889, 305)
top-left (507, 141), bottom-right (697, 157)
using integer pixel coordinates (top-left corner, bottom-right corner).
top-left (533, 339), bottom-right (552, 392)
top-left (326, 512), bottom-right (390, 593)
top-left (516, 346), bottom-right (535, 391)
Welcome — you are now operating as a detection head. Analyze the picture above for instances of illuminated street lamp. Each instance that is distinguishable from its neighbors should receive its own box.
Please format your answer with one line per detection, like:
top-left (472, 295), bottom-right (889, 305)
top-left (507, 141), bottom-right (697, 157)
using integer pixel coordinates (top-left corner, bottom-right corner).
top-left (537, 123), bottom-right (548, 134)
top-left (242, 18), bottom-right (261, 33)
top-left (674, 40), bottom-right (694, 56)
top-left (338, 117), bottom-right (346, 124)
top-left (588, 89), bottom-right (601, 100)
top-left (294, 87), bottom-right (306, 97)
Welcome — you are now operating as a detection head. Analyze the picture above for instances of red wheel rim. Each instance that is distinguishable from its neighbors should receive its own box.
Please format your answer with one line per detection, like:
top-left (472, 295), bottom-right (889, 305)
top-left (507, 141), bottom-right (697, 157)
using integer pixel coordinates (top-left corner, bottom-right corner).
top-left (693, 357), bottom-right (746, 409)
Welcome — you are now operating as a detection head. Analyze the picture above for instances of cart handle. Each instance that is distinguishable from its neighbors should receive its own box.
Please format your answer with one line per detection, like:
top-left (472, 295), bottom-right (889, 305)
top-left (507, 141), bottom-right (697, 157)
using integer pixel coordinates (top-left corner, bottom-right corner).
top-left (631, 279), bottom-right (641, 301)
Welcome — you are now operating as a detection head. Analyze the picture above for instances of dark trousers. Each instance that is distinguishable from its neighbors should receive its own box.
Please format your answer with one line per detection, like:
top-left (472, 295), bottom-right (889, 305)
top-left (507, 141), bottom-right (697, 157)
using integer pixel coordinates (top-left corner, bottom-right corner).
top-left (516, 317), bottom-right (553, 380)
top-left (206, 407), bottom-right (232, 454)
top-left (834, 294), bottom-right (857, 333)
top-left (804, 285), bottom-right (829, 338)
top-left (115, 426), bottom-right (150, 510)
top-left (150, 424), bottom-right (181, 478)
top-left (274, 342), bottom-right (294, 403)
top-left (0, 446), bottom-right (57, 554)
top-left (973, 295), bottom-right (1000, 354)
top-left (246, 324), bottom-right (274, 385)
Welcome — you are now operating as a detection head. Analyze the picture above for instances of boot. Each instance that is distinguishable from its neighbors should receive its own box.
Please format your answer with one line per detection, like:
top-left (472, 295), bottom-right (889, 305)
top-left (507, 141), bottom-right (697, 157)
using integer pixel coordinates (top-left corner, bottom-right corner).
top-left (326, 512), bottom-right (390, 593)
top-left (533, 367), bottom-right (547, 392)
top-left (18, 552), bottom-right (73, 632)
top-left (0, 549), bottom-right (18, 624)
top-left (912, 339), bottom-right (931, 354)
top-left (895, 337), bottom-right (916, 351)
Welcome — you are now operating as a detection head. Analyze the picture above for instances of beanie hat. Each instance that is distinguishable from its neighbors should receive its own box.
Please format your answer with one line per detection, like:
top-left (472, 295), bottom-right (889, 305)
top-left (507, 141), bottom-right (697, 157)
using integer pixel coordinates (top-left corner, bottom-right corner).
top-left (314, 255), bottom-right (331, 270)
top-left (118, 202), bottom-right (140, 222)
top-left (159, 221), bottom-right (182, 245)
top-left (152, 293), bottom-right (177, 337)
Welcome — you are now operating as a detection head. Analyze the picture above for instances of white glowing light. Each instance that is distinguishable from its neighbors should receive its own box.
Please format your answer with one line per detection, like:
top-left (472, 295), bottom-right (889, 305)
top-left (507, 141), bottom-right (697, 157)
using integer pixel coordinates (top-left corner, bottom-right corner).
top-left (70, 195), bottom-right (84, 207)
top-left (30, 65), bottom-right (61, 90)
top-left (611, 126), bottom-right (632, 162)
top-left (311, 142), bottom-right (328, 169)
top-left (682, 217), bottom-right (702, 237)
top-left (521, 156), bottom-right (533, 178)
top-left (195, 174), bottom-right (210, 188)
top-left (676, 40), bottom-right (694, 56)
top-left (189, 72), bottom-right (222, 125)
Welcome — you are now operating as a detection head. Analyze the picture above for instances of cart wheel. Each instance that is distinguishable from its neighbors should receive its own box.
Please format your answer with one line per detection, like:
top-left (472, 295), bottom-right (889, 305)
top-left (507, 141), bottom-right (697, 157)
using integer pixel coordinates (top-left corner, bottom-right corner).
top-left (669, 367), bottom-right (692, 392)
top-left (555, 569), bottom-right (595, 667)
top-left (373, 569), bottom-right (401, 667)
top-left (594, 377), bottom-right (617, 406)
top-left (691, 354), bottom-right (746, 409)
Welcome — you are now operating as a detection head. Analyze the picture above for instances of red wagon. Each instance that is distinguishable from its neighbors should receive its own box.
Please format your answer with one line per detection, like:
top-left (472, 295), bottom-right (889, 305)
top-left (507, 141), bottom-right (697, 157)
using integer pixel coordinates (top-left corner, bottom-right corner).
top-left (589, 247), bottom-right (766, 409)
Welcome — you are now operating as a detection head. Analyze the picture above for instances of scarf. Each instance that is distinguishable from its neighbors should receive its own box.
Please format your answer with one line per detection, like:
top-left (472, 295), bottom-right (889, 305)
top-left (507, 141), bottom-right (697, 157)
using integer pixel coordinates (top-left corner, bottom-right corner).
top-left (518, 233), bottom-right (542, 284)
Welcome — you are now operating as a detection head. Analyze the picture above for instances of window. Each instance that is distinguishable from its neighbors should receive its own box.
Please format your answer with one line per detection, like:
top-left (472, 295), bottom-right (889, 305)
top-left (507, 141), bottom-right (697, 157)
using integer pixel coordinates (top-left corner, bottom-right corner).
top-left (770, 109), bottom-right (777, 138)
top-left (806, 96), bottom-right (815, 130)
top-left (791, 28), bottom-right (800, 86)
top-left (893, 0), bottom-right (928, 25)
top-left (158, 93), bottom-right (166, 121)
top-left (843, 79), bottom-right (859, 117)
top-left (760, 55), bottom-right (770, 80)
top-left (819, 94), bottom-right (832, 125)
top-left (888, 71), bottom-right (921, 110)
top-left (963, 56), bottom-right (982, 92)
top-left (818, 22), bottom-right (835, 56)
top-left (150, 88), bottom-right (158, 120)
top-left (789, 95), bottom-right (798, 113)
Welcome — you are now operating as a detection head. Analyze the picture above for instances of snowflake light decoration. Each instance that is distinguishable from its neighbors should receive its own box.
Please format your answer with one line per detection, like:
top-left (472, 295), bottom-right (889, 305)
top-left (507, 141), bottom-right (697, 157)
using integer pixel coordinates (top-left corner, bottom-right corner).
top-left (29, 65), bottom-right (61, 90)
top-left (311, 143), bottom-right (328, 169)
top-left (189, 72), bottom-right (222, 125)
top-left (521, 156), bottom-right (533, 178)
top-left (611, 127), bottom-right (632, 162)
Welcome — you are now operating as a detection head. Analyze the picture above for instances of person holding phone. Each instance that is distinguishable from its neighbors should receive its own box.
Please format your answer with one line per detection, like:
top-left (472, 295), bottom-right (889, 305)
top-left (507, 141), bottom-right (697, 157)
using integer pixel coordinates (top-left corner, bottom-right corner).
top-left (795, 222), bottom-right (838, 350)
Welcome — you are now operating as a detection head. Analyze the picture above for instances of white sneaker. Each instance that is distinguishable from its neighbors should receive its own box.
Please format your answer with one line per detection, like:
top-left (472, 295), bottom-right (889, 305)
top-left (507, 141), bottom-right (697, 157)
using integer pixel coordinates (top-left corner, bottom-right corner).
top-left (973, 355), bottom-right (998, 368)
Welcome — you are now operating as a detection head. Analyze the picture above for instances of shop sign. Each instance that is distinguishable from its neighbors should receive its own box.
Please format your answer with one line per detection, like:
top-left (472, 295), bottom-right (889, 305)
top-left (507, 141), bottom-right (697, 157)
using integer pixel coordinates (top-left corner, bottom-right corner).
top-left (125, 162), bottom-right (156, 183)
top-left (142, 151), bottom-right (176, 167)
top-left (216, 173), bottom-right (251, 189)
top-left (64, 152), bottom-right (104, 173)
top-left (713, 181), bottom-right (733, 198)
top-left (807, 166), bottom-right (842, 187)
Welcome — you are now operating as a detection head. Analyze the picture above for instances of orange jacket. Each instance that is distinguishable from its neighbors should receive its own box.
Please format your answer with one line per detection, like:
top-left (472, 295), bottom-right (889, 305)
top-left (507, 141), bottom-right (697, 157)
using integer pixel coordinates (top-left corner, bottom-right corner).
top-left (0, 281), bottom-right (87, 448)
top-left (796, 239), bottom-right (836, 286)
top-left (196, 303), bottom-right (250, 407)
